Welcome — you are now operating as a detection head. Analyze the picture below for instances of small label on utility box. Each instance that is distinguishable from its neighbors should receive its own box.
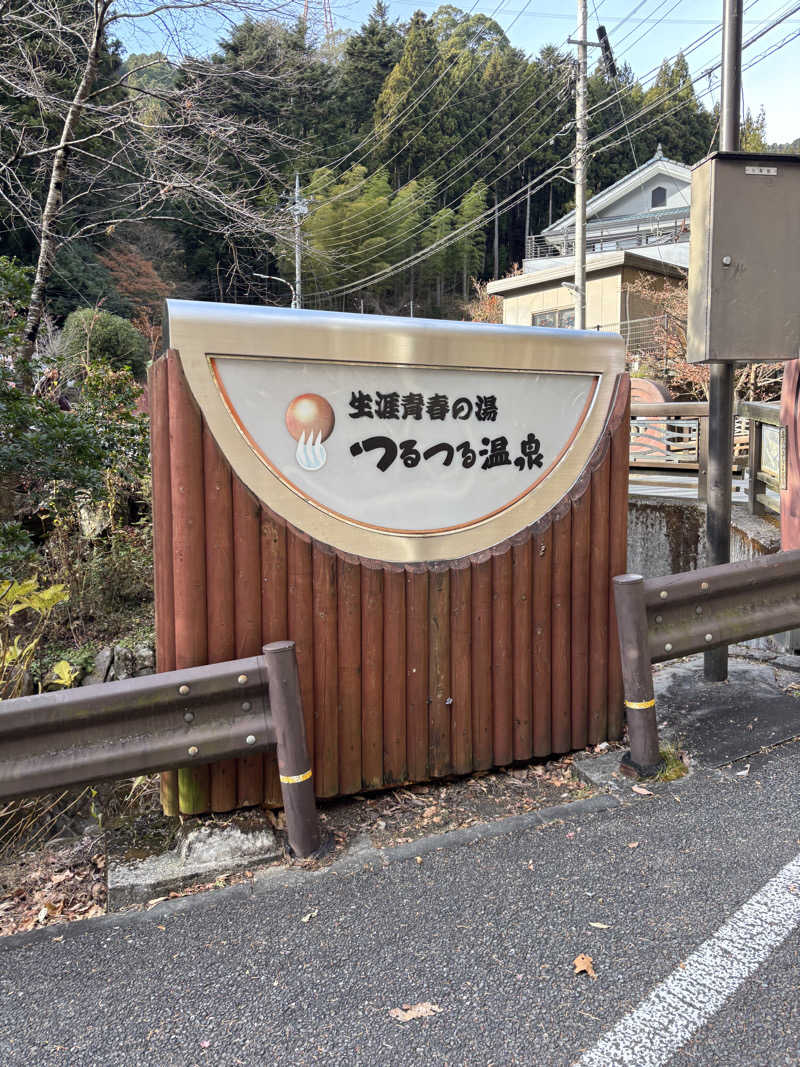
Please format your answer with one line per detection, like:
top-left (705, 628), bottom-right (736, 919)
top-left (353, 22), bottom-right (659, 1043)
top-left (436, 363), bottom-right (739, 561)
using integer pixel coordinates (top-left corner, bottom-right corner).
top-left (745, 166), bottom-right (778, 176)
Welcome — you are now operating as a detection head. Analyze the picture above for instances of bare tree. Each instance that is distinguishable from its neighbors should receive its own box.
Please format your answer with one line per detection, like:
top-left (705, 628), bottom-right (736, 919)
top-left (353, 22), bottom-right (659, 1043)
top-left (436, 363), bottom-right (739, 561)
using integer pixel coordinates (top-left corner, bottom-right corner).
top-left (0, 0), bottom-right (307, 374)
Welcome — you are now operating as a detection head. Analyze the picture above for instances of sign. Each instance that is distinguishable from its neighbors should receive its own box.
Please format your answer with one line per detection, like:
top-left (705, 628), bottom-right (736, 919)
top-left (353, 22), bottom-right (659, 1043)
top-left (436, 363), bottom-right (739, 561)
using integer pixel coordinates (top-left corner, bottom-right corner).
top-left (152, 302), bottom-right (630, 814)
top-left (212, 357), bottom-right (596, 534)
top-left (166, 302), bottom-right (624, 563)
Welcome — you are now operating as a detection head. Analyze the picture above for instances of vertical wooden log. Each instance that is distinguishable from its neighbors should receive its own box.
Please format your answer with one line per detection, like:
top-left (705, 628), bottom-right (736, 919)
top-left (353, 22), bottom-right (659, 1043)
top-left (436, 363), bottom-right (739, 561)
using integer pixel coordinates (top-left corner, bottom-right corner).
top-left (312, 544), bottom-right (338, 798)
top-left (261, 509), bottom-right (287, 806)
top-left (167, 351), bottom-right (209, 815)
top-left (233, 477), bottom-right (263, 807)
top-left (287, 528), bottom-right (315, 769)
top-left (588, 444), bottom-right (611, 745)
top-left (405, 568), bottom-right (429, 782)
top-left (492, 548), bottom-right (513, 767)
top-left (512, 537), bottom-right (533, 762)
top-left (203, 428), bottom-right (236, 813)
top-left (471, 557), bottom-right (493, 769)
top-left (361, 563), bottom-right (383, 787)
top-left (428, 566), bottom-right (451, 778)
top-left (570, 476), bottom-right (591, 751)
top-left (337, 557), bottom-right (362, 795)
top-left (150, 356), bottom-right (178, 816)
top-left (608, 380), bottom-right (631, 739)
top-left (551, 498), bottom-right (572, 753)
top-left (450, 560), bottom-right (472, 775)
top-left (383, 567), bottom-right (407, 785)
top-left (532, 521), bottom-right (553, 757)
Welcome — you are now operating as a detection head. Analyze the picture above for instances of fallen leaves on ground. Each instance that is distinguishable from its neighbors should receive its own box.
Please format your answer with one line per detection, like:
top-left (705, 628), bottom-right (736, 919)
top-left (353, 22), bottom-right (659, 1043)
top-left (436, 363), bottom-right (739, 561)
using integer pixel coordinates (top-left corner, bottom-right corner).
top-left (632, 785), bottom-right (654, 796)
top-left (316, 753), bottom-right (597, 859)
top-left (627, 841), bottom-right (639, 849)
top-left (573, 954), bottom-right (597, 980)
top-left (0, 838), bottom-right (106, 937)
top-left (589, 922), bottom-right (610, 929)
top-left (300, 908), bottom-right (318, 923)
top-left (389, 1002), bottom-right (443, 1022)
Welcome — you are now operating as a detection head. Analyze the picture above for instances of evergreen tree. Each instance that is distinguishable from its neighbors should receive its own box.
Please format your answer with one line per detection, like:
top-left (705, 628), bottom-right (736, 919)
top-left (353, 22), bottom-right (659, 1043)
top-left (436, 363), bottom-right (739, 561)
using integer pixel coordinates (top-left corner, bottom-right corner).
top-left (373, 11), bottom-right (443, 183)
top-left (336, 3), bottom-right (404, 147)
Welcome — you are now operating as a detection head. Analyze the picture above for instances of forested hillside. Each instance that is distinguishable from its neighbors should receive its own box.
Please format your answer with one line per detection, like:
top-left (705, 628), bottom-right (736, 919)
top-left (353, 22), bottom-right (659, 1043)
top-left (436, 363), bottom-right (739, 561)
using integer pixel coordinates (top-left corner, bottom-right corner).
top-left (1, 1), bottom-right (732, 331)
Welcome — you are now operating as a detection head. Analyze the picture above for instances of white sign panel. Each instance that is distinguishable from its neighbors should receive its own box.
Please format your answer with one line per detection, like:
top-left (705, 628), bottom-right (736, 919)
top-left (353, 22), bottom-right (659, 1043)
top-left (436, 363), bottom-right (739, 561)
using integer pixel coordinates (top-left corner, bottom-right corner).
top-left (212, 356), bottom-right (597, 534)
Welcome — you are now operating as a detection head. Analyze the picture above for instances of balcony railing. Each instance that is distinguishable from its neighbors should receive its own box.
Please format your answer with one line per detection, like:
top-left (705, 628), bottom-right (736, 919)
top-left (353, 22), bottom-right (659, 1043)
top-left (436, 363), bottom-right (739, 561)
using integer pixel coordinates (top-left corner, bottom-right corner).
top-left (629, 400), bottom-right (783, 516)
top-left (525, 222), bottom-right (689, 260)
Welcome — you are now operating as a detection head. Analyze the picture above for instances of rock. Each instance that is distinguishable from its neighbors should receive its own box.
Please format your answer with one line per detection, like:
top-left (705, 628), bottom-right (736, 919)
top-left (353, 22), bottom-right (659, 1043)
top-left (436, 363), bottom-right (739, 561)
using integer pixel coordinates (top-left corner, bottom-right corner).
top-left (81, 646), bottom-right (113, 687)
top-left (133, 644), bottom-right (154, 674)
top-left (78, 501), bottom-right (111, 540)
top-left (107, 816), bottom-right (280, 910)
top-left (111, 644), bottom-right (135, 680)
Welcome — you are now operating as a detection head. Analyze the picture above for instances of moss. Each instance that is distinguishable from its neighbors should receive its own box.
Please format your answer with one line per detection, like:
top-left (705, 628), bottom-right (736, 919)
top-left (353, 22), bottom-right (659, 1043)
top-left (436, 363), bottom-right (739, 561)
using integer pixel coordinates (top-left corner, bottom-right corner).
top-left (656, 744), bottom-right (689, 782)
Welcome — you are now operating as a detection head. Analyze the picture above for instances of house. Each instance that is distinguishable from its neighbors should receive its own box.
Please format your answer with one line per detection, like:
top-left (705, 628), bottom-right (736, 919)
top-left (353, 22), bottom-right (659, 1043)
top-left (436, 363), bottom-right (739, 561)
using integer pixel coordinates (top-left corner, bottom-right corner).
top-left (487, 146), bottom-right (691, 341)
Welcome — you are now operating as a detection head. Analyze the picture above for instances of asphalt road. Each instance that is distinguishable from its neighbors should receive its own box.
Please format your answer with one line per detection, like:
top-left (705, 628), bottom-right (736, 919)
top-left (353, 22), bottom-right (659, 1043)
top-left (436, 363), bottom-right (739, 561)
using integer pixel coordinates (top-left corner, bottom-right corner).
top-left (2, 742), bottom-right (800, 1066)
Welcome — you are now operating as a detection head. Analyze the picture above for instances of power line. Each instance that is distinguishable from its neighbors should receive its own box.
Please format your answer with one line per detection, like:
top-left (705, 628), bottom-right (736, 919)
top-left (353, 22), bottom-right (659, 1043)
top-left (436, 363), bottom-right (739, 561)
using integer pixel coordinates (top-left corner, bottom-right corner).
top-left (309, 3), bottom-right (797, 302)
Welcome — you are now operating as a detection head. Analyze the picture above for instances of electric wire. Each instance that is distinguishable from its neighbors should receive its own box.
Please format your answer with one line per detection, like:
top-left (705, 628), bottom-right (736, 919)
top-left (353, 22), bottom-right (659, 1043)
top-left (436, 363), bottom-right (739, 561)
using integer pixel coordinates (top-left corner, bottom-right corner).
top-left (309, 6), bottom-right (797, 301)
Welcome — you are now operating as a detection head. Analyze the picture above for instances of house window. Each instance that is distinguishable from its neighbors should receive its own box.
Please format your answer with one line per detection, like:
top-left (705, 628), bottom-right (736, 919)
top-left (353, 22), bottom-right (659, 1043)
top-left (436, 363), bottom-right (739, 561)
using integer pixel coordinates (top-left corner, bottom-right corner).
top-left (533, 308), bottom-right (575, 329)
top-left (651, 186), bottom-right (667, 208)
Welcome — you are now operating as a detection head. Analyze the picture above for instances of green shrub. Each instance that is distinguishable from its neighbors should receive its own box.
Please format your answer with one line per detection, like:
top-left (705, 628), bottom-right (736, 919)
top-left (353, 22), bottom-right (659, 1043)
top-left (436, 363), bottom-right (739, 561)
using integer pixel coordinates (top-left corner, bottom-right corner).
top-left (62, 308), bottom-right (149, 379)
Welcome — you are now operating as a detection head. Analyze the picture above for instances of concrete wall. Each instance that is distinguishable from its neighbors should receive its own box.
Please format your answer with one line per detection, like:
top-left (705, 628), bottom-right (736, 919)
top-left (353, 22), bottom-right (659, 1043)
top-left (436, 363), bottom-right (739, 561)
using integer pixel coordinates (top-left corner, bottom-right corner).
top-left (627, 498), bottom-right (781, 578)
top-left (627, 496), bottom-right (792, 651)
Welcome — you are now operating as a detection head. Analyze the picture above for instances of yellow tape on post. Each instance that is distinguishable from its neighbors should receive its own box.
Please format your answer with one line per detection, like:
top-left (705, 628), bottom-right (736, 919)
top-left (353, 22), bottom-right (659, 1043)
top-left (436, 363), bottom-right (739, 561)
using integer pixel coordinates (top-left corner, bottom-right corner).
top-left (624, 698), bottom-right (656, 710)
top-left (279, 769), bottom-right (313, 785)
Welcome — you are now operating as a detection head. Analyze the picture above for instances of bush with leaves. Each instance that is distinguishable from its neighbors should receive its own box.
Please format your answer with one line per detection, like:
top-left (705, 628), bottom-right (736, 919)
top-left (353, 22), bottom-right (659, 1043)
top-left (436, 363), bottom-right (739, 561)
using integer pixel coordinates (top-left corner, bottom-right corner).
top-left (0, 578), bottom-right (72, 699)
top-left (61, 308), bottom-right (149, 380)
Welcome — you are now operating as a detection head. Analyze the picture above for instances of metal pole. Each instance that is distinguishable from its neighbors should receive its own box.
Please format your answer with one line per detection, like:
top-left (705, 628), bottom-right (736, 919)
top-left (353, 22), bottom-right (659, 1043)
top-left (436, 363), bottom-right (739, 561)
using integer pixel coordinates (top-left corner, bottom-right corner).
top-left (293, 172), bottom-right (302, 310)
top-left (574, 0), bottom-right (588, 329)
top-left (613, 575), bottom-right (662, 777)
top-left (704, 0), bottom-right (742, 682)
top-left (262, 641), bottom-right (321, 859)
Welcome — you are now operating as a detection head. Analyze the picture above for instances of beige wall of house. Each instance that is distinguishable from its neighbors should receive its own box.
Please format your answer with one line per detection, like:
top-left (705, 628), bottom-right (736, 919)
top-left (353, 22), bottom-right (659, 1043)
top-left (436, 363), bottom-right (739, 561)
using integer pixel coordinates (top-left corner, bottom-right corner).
top-left (494, 261), bottom-right (684, 330)
top-left (498, 267), bottom-right (624, 329)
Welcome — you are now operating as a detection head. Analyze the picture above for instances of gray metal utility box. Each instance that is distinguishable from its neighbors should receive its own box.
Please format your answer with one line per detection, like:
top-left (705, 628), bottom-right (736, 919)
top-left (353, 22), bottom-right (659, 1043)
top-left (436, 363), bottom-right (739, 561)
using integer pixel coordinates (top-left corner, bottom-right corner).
top-left (687, 151), bottom-right (800, 364)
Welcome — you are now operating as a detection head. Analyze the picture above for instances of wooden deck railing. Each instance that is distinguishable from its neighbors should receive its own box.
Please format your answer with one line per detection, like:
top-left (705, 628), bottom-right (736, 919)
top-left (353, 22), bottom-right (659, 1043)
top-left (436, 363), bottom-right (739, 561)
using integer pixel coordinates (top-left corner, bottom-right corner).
top-left (629, 400), bottom-right (782, 515)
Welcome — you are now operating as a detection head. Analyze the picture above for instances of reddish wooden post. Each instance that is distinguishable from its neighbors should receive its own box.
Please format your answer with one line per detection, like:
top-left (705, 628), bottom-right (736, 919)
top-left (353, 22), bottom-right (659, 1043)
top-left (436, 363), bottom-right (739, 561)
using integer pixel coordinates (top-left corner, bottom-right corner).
top-left (781, 358), bottom-right (800, 550)
top-left (167, 351), bottom-right (209, 815)
top-left (204, 427), bottom-right (236, 812)
top-left (149, 355), bottom-right (178, 815)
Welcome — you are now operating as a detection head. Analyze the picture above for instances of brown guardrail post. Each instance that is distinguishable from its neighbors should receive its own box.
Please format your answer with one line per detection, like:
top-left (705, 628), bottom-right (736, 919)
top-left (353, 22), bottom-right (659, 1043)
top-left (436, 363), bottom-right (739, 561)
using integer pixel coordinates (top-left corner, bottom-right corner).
top-left (613, 574), bottom-right (662, 778)
top-left (262, 641), bottom-right (322, 858)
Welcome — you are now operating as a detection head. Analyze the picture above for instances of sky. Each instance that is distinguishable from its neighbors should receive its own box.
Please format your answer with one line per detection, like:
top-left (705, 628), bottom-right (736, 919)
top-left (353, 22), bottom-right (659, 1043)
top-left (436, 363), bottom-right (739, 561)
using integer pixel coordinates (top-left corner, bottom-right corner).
top-left (118, 0), bottom-right (800, 144)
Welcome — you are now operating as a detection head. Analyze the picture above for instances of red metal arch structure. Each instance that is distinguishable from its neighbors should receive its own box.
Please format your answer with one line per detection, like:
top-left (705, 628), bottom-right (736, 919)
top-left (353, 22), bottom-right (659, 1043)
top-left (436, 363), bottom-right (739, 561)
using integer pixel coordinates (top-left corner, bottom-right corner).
top-left (151, 302), bottom-right (630, 815)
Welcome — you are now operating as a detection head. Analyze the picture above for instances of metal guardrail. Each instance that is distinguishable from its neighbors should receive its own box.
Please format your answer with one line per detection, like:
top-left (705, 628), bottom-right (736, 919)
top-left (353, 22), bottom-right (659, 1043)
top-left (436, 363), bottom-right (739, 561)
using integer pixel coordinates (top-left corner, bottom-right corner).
top-left (0, 640), bottom-right (321, 858)
top-left (613, 549), bottom-right (800, 776)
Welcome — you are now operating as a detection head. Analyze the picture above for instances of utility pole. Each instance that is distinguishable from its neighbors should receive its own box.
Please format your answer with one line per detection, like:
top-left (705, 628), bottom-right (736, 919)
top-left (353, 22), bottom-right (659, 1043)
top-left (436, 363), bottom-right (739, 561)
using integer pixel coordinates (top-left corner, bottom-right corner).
top-left (573, 0), bottom-right (588, 329)
top-left (288, 172), bottom-right (309, 310)
top-left (525, 176), bottom-right (531, 257)
top-left (704, 0), bottom-right (742, 683)
top-left (493, 189), bottom-right (499, 279)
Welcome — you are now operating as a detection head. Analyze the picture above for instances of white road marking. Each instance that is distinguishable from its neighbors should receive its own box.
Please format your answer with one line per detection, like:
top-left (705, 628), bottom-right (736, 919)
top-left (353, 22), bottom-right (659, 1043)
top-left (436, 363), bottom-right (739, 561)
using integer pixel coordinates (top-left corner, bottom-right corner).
top-left (577, 851), bottom-right (800, 1067)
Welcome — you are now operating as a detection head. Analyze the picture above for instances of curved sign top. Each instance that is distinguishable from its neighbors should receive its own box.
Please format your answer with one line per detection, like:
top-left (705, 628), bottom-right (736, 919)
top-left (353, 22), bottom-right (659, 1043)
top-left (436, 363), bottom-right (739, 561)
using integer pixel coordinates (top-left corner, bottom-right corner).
top-left (165, 300), bottom-right (625, 563)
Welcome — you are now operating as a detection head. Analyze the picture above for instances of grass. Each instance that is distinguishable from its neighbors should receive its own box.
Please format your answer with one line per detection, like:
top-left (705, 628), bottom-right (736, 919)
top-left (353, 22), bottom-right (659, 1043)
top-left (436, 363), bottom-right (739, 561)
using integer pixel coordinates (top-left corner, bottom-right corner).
top-left (656, 744), bottom-right (689, 782)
